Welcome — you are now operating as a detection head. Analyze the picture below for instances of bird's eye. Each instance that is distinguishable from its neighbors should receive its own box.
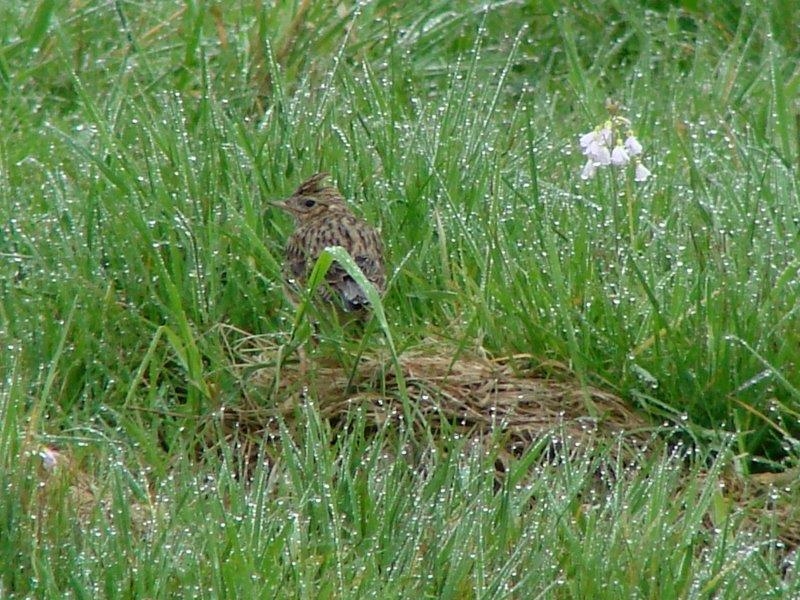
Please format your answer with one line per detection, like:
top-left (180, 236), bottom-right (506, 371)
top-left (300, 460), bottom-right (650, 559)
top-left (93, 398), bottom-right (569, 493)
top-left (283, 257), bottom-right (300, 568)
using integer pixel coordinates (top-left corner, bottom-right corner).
top-left (304, 199), bottom-right (316, 208)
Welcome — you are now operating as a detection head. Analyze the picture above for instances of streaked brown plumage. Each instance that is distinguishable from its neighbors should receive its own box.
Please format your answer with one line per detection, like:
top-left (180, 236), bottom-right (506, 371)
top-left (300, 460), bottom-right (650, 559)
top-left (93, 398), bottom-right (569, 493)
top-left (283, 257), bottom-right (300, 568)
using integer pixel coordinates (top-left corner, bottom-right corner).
top-left (273, 172), bottom-right (385, 311)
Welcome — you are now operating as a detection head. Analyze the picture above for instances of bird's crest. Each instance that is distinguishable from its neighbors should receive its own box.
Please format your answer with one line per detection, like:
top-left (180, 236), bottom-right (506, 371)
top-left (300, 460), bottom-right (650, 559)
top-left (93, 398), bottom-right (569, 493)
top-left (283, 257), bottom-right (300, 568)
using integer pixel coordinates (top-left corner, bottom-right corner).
top-left (294, 172), bottom-right (331, 196)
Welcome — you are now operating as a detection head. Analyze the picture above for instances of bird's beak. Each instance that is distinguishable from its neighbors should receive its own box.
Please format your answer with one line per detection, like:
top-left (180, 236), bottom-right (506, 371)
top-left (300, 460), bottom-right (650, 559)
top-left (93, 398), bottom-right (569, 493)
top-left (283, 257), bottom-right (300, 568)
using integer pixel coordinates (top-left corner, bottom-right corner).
top-left (265, 199), bottom-right (291, 213)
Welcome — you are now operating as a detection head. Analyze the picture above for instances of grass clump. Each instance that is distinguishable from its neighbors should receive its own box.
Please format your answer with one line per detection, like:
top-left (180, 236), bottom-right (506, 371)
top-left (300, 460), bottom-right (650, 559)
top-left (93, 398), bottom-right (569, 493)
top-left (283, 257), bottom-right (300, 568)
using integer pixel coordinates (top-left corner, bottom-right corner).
top-left (3, 405), bottom-right (798, 598)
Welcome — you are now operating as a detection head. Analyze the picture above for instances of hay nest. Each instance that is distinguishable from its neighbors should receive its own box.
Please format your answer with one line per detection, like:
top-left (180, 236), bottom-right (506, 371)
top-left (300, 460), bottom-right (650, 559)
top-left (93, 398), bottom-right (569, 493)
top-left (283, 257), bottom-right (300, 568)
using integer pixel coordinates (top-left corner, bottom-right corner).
top-left (222, 330), bottom-right (655, 464)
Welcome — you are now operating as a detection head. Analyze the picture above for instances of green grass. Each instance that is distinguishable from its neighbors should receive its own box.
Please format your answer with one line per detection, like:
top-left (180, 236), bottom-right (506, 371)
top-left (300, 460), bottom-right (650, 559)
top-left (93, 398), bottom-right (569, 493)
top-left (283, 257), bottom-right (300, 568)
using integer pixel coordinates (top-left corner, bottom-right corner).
top-left (2, 0), bottom-right (800, 596)
top-left (1, 406), bottom-right (794, 598)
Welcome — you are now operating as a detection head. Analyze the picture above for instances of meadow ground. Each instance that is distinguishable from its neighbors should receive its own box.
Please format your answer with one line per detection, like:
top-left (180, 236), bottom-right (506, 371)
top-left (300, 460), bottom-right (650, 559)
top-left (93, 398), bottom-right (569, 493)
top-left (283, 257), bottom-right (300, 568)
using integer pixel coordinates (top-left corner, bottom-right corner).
top-left (2, 1), bottom-right (800, 597)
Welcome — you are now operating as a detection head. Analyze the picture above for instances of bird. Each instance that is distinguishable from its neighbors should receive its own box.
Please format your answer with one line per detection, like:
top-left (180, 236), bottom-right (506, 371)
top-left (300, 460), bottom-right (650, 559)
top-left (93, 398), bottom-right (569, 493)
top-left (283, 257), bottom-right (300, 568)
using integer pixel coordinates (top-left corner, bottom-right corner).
top-left (271, 172), bottom-right (385, 313)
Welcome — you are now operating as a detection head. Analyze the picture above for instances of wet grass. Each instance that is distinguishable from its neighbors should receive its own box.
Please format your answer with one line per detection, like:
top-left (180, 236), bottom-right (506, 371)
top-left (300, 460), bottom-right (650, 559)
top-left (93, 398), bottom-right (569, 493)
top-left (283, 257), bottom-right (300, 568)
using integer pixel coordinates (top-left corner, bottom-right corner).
top-left (2, 0), bottom-right (800, 596)
top-left (3, 408), bottom-right (795, 598)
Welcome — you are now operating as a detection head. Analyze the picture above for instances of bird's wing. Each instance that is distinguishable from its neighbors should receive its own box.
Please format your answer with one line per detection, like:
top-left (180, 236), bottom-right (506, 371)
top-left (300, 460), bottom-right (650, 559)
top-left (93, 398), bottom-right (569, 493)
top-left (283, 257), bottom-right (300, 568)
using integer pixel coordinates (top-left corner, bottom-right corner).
top-left (284, 216), bottom-right (385, 311)
top-left (284, 234), bottom-right (310, 283)
top-left (322, 263), bottom-right (369, 310)
top-left (352, 228), bottom-right (385, 292)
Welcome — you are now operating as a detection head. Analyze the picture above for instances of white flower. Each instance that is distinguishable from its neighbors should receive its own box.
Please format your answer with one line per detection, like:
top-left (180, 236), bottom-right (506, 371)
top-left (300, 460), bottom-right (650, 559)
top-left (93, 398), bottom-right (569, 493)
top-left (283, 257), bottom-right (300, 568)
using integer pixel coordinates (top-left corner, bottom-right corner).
top-left (580, 128), bottom-right (615, 166)
top-left (599, 125), bottom-right (613, 146)
top-left (578, 115), bottom-right (649, 182)
top-left (610, 146), bottom-right (630, 166)
top-left (579, 131), bottom-right (597, 149)
top-left (580, 159), bottom-right (597, 180)
top-left (624, 135), bottom-right (643, 156)
top-left (634, 162), bottom-right (651, 182)
top-left (590, 143), bottom-right (611, 165)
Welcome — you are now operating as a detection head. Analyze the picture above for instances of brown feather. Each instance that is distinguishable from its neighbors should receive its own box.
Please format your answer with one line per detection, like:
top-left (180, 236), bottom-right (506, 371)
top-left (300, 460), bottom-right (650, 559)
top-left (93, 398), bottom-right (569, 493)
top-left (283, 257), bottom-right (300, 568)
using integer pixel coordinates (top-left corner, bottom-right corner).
top-left (276, 173), bottom-right (385, 311)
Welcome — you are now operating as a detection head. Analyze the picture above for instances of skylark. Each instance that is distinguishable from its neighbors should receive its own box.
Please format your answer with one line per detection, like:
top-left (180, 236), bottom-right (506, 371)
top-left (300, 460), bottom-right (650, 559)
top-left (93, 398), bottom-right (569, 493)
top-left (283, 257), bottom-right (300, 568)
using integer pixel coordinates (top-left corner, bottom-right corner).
top-left (272, 172), bottom-right (385, 312)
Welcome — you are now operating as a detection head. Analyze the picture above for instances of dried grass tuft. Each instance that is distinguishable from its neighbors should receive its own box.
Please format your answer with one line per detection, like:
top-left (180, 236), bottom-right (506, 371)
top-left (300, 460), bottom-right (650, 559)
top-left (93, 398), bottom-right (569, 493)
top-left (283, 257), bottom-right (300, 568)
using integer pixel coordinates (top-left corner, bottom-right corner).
top-left (221, 329), bottom-right (656, 463)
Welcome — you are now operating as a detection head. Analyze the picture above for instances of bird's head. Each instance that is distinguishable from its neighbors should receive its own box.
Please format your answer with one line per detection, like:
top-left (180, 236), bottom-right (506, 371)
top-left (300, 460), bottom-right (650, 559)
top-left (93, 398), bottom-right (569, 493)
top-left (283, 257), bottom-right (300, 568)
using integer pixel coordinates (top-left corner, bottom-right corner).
top-left (271, 172), bottom-right (348, 222)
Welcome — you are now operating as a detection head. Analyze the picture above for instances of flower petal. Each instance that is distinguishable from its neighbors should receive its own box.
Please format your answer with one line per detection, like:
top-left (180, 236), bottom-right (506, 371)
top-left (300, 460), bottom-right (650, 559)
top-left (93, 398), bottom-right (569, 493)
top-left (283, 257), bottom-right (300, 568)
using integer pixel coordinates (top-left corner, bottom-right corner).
top-left (611, 146), bottom-right (630, 166)
top-left (634, 162), bottom-right (651, 182)
top-left (579, 131), bottom-right (596, 148)
top-left (625, 135), bottom-right (643, 156)
top-left (581, 159), bottom-right (597, 180)
top-left (593, 144), bottom-right (611, 165)
top-left (600, 126), bottom-right (613, 146)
